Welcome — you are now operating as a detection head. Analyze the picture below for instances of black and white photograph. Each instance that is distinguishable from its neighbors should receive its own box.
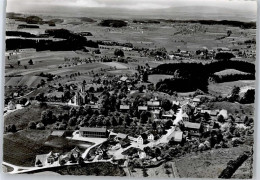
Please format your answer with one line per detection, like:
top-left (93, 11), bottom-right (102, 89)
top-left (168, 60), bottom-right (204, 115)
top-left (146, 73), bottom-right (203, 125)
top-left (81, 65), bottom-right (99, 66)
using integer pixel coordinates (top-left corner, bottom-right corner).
top-left (1, 0), bottom-right (258, 179)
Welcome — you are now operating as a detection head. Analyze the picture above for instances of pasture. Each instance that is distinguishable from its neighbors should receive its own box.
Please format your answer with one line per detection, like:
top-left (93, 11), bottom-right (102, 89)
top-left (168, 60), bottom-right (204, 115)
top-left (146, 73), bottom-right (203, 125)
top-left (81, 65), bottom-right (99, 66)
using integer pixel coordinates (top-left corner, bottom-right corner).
top-left (148, 74), bottom-right (174, 85)
top-left (208, 80), bottom-right (255, 97)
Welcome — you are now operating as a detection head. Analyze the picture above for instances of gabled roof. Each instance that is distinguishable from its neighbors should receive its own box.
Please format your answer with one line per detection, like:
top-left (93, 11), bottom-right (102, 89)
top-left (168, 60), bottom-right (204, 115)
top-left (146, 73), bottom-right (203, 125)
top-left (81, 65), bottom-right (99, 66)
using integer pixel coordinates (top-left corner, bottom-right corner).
top-left (79, 127), bottom-right (107, 133)
top-left (116, 133), bottom-right (128, 139)
top-left (138, 106), bottom-right (148, 111)
top-left (193, 98), bottom-right (201, 102)
top-left (120, 77), bottom-right (128, 82)
top-left (182, 112), bottom-right (189, 118)
top-left (184, 122), bottom-right (201, 130)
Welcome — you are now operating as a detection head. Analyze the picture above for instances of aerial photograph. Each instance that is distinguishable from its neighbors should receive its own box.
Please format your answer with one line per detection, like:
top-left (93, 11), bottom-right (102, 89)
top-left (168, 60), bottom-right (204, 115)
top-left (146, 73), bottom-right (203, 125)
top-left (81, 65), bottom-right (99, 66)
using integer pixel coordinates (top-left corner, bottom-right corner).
top-left (2, 0), bottom-right (257, 178)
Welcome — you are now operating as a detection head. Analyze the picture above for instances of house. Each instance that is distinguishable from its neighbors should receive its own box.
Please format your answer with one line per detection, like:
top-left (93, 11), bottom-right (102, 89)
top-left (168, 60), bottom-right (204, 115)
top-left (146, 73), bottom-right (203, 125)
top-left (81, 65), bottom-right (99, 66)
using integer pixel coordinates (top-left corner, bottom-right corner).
top-left (182, 104), bottom-right (193, 115)
top-left (68, 147), bottom-right (81, 159)
top-left (35, 151), bottom-right (60, 167)
top-left (120, 76), bottom-right (128, 82)
top-left (7, 101), bottom-right (16, 110)
top-left (138, 151), bottom-right (147, 159)
top-left (184, 122), bottom-right (201, 136)
top-left (79, 127), bottom-right (108, 138)
top-left (151, 109), bottom-right (161, 119)
top-left (192, 97), bottom-right (201, 106)
top-left (115, 133), bottom-right (128, 141)
top-left (201, 110), bottom-right (219, 116)
top-left (137, 134), bottom-right (148, 144)
top-left (174, 131), bottom-right (183, 142)
top-left (172, 100), bottom-right (180, 107)
top-left (148, 134), bottom-right (154, 141)
top-left (51, 130), bottom-right (66, 137)
top-left (218, 109), bottom-right (228, 119)
top-left (138, 106), bottom-right (148, 112)
top-left (120, 105), bottom-right (130, 112)
top-left (182, 112), bottom-right (189, 121)
top-left (147, 100), bottom-right (160, 109)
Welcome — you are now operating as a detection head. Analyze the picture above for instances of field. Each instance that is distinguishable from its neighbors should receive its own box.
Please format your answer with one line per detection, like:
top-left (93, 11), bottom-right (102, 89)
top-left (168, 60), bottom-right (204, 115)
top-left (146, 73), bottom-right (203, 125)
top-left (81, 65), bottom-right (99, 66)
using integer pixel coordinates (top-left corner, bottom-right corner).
top-left (175, 145), bottom-right (252, 178)
top-left (148, 74), bottom-right (174, 85)
top-left (3, 129), bottom-right (92, 167)
top-left (202, 101), bottom-right (254, 117)
top-left (4, 102), bottom-right (69, 130)
top-left (214, 69), bottom-right (250, 76)
top-left (5, 75), bottom-right (47, 88)
top-left (208, 80), bottom-right (255, 97)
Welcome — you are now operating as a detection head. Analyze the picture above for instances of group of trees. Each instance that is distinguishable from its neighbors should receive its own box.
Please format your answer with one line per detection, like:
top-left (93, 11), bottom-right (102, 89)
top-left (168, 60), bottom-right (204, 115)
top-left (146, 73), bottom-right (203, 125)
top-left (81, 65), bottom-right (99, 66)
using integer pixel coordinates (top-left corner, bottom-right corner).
top-left (151, 60), bottom-right (255, 93)
top-left (229, 86), bottom-right (255, 104)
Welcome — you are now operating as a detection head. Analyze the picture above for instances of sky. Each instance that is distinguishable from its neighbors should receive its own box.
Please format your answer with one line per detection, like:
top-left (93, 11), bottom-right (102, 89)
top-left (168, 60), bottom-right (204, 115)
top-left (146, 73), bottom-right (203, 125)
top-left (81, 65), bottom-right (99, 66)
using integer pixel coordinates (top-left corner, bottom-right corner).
top-left (6, 0), bottom-right (257, 11)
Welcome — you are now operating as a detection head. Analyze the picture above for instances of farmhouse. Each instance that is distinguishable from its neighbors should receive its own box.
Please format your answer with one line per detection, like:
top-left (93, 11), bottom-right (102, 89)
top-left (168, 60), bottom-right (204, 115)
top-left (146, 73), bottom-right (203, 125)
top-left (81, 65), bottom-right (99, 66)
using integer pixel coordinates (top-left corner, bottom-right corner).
top-left (67, 147), bottom-right (81, 159)
top-left (79, 127), bottom-right (108, 138)
top-left (192, 97), bottom-right (201, 106)
top-left (167, 131), bottom-right (183, 142)
top-left (184, 122), bottom-right (201, 136)
top-left (218, 109), bottom-right (228, 119)
top-left (115, 133), bottom-right (128, 141)
top-left (35, 151), bottom-right (60, 167)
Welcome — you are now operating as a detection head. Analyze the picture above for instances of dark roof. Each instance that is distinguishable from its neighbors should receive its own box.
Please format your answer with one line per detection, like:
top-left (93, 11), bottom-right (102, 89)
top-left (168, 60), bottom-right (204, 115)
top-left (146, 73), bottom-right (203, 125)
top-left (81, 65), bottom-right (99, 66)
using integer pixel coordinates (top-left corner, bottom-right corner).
top-left (79, 127), bottom-right (107, 133)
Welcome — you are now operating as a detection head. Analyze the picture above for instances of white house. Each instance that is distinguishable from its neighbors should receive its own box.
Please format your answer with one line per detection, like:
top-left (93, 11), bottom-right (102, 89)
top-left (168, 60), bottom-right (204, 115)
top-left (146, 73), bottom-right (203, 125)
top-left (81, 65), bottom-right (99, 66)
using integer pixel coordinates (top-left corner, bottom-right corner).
top-left (148, 134), bottom-right (154, 141)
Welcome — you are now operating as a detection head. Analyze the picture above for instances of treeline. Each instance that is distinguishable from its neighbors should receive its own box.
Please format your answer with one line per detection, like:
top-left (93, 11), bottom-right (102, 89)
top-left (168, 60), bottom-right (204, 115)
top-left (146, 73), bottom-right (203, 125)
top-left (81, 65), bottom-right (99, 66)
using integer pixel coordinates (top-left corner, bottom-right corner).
top-left (151, 61), bottom-right (255, 93)
top-left (211, 74), bottom-right (255, 83)
top-left (6, 28), bottom-right (133, 51)
top-left (99, 19), bottom-right (127, 28)
top-left (162, 19), bottom-right (256, 29)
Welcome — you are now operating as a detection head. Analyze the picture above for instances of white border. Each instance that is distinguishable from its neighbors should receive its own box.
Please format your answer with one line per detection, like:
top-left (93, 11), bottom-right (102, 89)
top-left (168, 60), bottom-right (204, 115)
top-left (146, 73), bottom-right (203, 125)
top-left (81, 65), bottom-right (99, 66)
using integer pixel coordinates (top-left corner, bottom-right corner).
top-left (0, 0), bottom-right (259, 180)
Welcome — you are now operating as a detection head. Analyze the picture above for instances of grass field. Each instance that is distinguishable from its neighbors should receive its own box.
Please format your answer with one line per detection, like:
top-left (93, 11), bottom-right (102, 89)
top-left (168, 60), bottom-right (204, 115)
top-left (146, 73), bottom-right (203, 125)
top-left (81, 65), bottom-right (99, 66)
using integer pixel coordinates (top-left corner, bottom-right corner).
top-left (208, 80), bottom-right (255, 97)
top-left (3, 129), bottom-right (92, 167)
top-left (214, 69), bottom-right (250, 76)
top-left (5, 76), bottom-right (47, 88)
top-left (148, 74), bottom-right (174, 85)
top-left (202, 101), bottom-right (254, 117)
top-left (175, 145), bottom-right (252, 178)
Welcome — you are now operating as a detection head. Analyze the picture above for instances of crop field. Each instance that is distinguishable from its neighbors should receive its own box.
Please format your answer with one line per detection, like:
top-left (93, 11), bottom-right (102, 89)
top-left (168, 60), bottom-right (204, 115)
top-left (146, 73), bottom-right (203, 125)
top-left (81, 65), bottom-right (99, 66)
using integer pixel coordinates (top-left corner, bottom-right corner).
top-left (5, 75), bottom-right (47, 87)
top-left (148, 74), bottom-right (174, 85)
top-left (208, 80), bottom-right (255, 97)
top-left (100, 62), bottom-right (128, 69)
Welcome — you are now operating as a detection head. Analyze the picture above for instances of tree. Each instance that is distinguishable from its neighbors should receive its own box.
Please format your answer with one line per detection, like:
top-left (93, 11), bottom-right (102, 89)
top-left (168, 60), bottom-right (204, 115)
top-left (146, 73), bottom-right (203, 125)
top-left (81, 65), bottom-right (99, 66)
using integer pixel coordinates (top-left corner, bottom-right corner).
top-left (142, 71), bottom-right (148, 82)
top-left (41, 110), bottom-right (54, 125)
top-left (28, 59), bottom-right (34, 65)
top-left (240, 89), bottom-right (255, 104)
top-left (140, 111), bottom-right (148, 124)
top-left (35, 93), bottom-right (46, 102)
top-left (36, 159), bottom-right (43, 167)
top-left (17, 61), bottom-right (20, 66)
top-left (28, 121), bottom-right (36, 129)
top-left (217, 115), bottom-right (225, 123)
top-left (215, 52), bottom-right (235, 61)
top-left (114, 49), bottom-right (124, 57)
top-left (227, 30), bottom-right (232, 37)
top-left (161, 99), bottom-right (172, 111)
top-left (142, 167), bottom-right (149, 177)
top-left (229, 86), bottom-right (240, 102)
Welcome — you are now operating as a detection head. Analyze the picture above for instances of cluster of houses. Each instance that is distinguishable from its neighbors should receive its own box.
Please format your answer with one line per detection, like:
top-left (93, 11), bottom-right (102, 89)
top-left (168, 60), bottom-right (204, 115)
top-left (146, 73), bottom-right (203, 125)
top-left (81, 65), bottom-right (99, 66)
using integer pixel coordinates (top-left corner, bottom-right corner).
top-left (35, 147), bottom-right (82, 167)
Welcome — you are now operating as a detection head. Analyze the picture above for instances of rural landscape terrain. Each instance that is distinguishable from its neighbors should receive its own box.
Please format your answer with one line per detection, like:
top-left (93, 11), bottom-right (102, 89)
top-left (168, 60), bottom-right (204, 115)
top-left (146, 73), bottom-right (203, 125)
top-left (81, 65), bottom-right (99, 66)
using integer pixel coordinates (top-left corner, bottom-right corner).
top-left (2, 0), bottom-right (256, 179)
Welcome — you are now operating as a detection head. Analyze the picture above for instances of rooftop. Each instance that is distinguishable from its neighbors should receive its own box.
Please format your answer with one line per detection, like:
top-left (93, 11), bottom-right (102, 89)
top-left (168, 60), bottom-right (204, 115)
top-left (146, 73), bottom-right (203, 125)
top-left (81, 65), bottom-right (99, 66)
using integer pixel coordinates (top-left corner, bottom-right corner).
top-left (184, 121), bottom-right (201, 130)
top-left (79, 127), bottom-right (107, 133)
